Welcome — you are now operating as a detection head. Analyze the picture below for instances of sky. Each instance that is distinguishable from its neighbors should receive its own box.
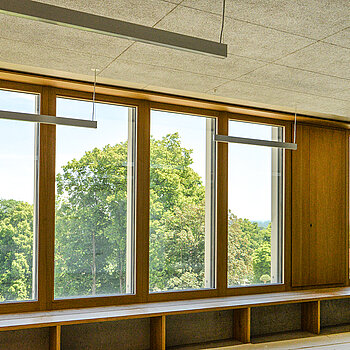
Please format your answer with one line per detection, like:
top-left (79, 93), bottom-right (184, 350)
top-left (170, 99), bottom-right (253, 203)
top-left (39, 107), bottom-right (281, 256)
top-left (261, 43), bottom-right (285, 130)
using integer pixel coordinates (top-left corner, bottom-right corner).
top-left (0, 90), bottom-right (37, 204)
top-left (0, 91), bottom-right (283, 221)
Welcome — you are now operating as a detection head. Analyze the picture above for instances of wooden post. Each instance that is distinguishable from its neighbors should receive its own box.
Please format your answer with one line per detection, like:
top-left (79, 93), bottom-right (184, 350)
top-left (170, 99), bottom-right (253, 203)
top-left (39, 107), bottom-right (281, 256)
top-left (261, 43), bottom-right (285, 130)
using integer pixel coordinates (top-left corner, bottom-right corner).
top-left (150, 316), bottom-right (166, 350)
top-left (233, 307), bottom-right (250, 343)
top-left (49, 325), bottom-right (61, 350)
top-left (301, 301), bottom-right (320, 334)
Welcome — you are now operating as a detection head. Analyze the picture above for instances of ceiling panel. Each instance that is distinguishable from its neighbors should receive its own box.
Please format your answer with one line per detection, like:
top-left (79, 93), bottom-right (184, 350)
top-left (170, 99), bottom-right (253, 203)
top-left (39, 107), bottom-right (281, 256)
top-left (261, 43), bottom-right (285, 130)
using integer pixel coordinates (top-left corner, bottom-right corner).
top-left (155, 6), bottom-right (315, 61)
top-left (100, 59), bottom-right (229, 93)
top-left (0, 37), bottom-right (113, 75)
top-left (208, 80), bottom-right (350, 120)
top-left (0, 1), bottom-right (349, 121)
top-left (117, 42), bottom-right (266, 79)
top-left (35, 0), bottom-right (176, 26)
top-left (155, 5), bottom-right (221, 41)
top-left (322, 28), bottom-right (350, 49)
top-left (208, 79), bottom-right (310, 105)
top-left (181, 0), bottom-right (350, 40)
top-left (0, 14), bottom-right (132, 59)
top-left (275, 42), bottom-right (350, 79)
top-left (332, 89), bottom-right (350, 101)
top-left (236, 64), bottom-right (350, 98)
top-left (223, 18), bottom-right (315, 61)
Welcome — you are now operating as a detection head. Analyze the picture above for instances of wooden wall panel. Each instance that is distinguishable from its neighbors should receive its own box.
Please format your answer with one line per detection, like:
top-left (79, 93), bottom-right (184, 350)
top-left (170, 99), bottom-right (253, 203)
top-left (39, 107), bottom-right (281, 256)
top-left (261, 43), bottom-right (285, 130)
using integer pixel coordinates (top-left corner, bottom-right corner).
top-left (292, 125), bottom-right (311, 287)
top-left (301, 301), bottom-right (320, 334)
top-left (49, 326), bottom-right (61, 350)
top-left (292, 125), bottom-right (346, 287)
top-left (232, 308), bottom-right (250, 343)
top-left (309, 126), bottom-right (346, 285)
top-left (150, 316), bottom-right (166, 350)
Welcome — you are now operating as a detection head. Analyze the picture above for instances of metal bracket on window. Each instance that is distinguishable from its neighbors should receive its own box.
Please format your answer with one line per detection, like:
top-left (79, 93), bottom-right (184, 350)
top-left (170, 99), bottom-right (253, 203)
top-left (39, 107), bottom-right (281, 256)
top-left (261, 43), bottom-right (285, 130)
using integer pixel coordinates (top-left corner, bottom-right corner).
top-left (214, 134), bottom-right (297, 150)
top-left (0, 110), bottom-right (97, 128)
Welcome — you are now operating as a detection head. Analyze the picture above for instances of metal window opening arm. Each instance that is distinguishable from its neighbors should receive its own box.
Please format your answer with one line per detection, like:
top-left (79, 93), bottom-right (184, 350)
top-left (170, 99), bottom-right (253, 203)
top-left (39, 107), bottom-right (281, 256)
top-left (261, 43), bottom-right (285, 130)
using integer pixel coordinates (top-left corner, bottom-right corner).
top-left (0, 110), bottom-right (97, 128)
top-left (214, 134), bottom-right (297, 150)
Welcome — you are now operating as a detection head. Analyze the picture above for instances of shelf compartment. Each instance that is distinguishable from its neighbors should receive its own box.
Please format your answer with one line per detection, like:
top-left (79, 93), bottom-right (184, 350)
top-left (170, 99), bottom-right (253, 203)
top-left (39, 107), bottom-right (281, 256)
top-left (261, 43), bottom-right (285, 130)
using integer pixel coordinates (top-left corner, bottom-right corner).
top-left (61, 318), bottom-right (150, 350)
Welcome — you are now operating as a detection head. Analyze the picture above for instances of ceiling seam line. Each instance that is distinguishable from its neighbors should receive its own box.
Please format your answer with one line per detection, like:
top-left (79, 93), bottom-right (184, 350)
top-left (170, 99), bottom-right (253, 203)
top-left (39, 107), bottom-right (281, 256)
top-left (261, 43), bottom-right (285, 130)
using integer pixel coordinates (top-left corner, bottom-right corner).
top-left (0, 35), bottom-right (118, 60)
top-left (228, 79), bottom-right (350, 103)
top-left (271, 26), bottom-right (350, 64)
top-left (98, 42), bottom-right (136, 76)
top-left (99, 0), bottom-right (185, 76)
top-left (112, 57), bottom-right (260, 80)
top-left (151, 0), bottom-right (186, 28)
top-left (205, 79), bottom-right (350, 104)
top-left (271, 63), bottom-right (350, 81)
top-left (178, 4), bottom-right (339, 41)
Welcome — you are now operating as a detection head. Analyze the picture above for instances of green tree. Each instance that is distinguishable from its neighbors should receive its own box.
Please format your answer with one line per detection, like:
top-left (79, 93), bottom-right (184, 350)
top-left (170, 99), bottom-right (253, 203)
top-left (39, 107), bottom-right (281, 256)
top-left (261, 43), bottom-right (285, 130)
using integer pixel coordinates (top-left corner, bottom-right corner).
top-left (252, 241), bottom-right (271, 283)
top-left (53, 132), bottom-right (273, 295)
top-left (55, 143), bottom-right (129, 297)
top-left (0, 199), bottom-right (34, 301)
top-left (227, 212), bottom-right (254, 285)
top-left (56, 133), bottom-right (208, 296)
top-left (149, 133), bottom-right (206, 291)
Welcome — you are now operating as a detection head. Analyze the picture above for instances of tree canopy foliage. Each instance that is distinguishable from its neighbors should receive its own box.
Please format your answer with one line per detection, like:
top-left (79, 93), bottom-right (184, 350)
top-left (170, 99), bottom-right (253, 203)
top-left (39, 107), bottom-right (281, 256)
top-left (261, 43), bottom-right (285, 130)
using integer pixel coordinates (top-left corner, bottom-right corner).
top-left (0, 133), bottom-right (272, 300)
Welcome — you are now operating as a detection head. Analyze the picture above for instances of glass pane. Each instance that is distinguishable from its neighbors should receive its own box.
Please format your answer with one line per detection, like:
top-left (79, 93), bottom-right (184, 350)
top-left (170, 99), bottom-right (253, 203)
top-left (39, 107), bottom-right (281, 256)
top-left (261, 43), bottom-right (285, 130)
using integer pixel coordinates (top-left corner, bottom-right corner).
top-left (149, 110), bottom-right (216, 292)
top-left (227, 120), bottom-right (283, 287)
top-left (0, 89), bottom-right (38, 302)
top-left (228, 120), bottom-right (277, 141)
top-left (55, 98), bottom-right (135, 298)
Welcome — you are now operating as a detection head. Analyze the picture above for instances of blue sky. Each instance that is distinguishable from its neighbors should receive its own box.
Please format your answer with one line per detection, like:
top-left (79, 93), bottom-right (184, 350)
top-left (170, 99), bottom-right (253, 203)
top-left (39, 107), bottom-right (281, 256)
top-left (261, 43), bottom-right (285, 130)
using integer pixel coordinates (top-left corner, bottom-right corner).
top-left (0, 90), bottom-right (36, 204)
top-left (0, 91), bottom-right (280, 221)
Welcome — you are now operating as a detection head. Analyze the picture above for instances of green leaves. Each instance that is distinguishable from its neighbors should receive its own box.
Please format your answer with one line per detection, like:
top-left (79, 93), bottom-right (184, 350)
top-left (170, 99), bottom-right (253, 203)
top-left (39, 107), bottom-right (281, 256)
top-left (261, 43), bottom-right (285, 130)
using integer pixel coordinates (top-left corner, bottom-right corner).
top-left (0, 199), bottom-right (33, 301)
top-left (0, 133), bottom-right (273, 299)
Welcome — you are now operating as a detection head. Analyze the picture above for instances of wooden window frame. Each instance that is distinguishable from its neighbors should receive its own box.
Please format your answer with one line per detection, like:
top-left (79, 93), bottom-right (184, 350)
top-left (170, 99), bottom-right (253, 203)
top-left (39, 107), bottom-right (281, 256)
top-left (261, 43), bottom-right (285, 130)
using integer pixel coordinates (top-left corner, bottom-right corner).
top-left (0, 70), bottom-right (347, 314)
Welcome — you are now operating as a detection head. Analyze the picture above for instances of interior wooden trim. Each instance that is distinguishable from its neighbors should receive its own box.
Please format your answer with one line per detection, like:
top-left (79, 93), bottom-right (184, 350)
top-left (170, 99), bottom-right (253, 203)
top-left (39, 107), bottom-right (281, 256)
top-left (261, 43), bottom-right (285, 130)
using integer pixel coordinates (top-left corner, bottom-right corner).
top-left (1, 69), bottom-right (349, 128)
top-left (150, 101), bottom-right (221, 118)
top-left (0, 69), bottom-right (347, 313)
top-left (347, 130), bottom-right (350, 286)
top-left (54, 87), bottom-right (145, 109)
top-left (217, 112), bottom-right (229, 295)
top-left (147, 289), bottom-right (219, 303)
top-left (0, 301), bottom-right (40, 315)
top-left (51, 294), bottom-right (141, 310)
top-left (0, 78), bottom-right (42, 94)
top-left (39, 87), bottom-right (56, 311)
top-left (1, 286), bottom-right (350, 332)
top-left (226, 284), bottom-right (287, 296)
top-left (137, 100), bottom-right (151, 302)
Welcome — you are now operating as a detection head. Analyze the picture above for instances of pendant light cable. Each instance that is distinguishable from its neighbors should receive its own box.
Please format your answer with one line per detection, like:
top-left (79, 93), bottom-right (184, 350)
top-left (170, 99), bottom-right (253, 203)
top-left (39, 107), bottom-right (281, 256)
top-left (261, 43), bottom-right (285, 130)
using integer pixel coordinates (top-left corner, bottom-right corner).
top-left (220, 0), bottom-right (226, 43)
top-left (294, 107), bottom-right (297, 144)
top-left (92, 68), bottom-right (98, 122)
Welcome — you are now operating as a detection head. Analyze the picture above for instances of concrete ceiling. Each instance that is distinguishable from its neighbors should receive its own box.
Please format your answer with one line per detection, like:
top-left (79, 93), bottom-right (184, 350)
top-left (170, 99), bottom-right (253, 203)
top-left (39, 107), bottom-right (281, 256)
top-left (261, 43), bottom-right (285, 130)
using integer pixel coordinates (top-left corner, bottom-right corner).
top-left (0, 0), bottom-right (349, 121)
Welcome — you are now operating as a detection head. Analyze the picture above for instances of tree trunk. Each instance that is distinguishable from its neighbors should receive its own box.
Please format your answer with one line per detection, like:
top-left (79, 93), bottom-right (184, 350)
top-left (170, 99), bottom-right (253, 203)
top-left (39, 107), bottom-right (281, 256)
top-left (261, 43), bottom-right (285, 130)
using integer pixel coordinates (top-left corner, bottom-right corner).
top-left (92, 231), bottom-right (96, 295)
top-left (119, 249), bottom-right (123, 293)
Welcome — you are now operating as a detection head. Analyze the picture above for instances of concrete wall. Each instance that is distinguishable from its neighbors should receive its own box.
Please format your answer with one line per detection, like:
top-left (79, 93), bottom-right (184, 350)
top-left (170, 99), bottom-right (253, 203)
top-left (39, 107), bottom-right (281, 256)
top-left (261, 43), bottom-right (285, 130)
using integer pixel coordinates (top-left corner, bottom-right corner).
top-left (61, 318), bottom-right (150, 350)
top-left (251, 303), bottom-right (301, 336)
top-left (0, 328), bottom-right (49, 350)
top-left (166, 310), bottom-right (233, 347)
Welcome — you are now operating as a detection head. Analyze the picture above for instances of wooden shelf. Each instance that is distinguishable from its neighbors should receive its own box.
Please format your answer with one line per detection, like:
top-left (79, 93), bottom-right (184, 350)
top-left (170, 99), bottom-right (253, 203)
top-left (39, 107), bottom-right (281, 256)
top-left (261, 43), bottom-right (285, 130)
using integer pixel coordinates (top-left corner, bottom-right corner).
top-left (0, 288), bottom-right (349, 349)
top-left (1, 287), bottom-right (349, 332)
